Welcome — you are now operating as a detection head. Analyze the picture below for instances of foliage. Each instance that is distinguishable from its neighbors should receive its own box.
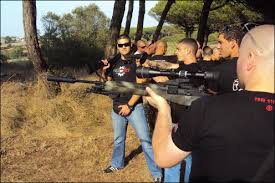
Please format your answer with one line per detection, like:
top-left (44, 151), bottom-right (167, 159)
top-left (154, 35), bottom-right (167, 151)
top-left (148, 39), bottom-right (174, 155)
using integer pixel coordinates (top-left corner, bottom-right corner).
top-left (40, 4), bottom-right (110, 70)
top-left (122, 25), bottom-right (184, 41)
top-left (150, 0), bottom-right (263, 37)
top-left (2, 36), bottom-right (16, 44)
top-left (1, 46), bottom-right (25, 60)
top-left (0, 52), bottom-right (9, 63)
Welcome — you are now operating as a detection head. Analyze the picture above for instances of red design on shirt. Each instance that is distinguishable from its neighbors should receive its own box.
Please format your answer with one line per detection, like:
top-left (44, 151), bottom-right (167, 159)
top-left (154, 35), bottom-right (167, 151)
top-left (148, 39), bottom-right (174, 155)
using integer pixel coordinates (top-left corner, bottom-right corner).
top-left (266, 105), bottom-right (273, 112)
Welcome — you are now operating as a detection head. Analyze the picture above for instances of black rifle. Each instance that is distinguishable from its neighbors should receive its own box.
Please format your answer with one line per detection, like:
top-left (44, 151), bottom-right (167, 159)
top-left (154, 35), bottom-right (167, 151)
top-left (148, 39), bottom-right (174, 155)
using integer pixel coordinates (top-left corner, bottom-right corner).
top-left (47, 68), bottom-right (218, 106)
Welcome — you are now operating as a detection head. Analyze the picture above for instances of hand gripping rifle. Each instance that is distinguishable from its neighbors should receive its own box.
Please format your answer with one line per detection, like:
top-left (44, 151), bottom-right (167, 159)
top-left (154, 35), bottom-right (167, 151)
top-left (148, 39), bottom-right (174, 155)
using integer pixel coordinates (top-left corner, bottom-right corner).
top-left (47, 68), bottom-right (219, 106)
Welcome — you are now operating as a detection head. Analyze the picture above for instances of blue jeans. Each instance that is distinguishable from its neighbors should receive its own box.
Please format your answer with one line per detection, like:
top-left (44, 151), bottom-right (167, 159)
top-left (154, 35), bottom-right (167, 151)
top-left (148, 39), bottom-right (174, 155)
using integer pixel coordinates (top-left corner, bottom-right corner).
top-left (111, 103), bottom-right (162, 178)
top-left (164, 155), bottom-right (192, 183)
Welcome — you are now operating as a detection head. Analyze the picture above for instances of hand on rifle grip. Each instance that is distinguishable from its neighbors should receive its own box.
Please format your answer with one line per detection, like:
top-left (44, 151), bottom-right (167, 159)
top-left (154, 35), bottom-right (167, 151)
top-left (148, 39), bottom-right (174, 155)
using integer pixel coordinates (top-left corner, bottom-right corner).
top-left (101, 59), bottom-right (110, 71)
top-left (145, 87), bottom-right (170, 112)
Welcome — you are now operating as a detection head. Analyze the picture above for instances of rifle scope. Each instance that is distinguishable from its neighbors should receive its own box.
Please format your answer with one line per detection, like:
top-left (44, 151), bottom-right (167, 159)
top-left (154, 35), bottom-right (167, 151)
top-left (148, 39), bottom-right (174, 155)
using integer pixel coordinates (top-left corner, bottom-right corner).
top-left (136, 67), bottom-right (219, 80)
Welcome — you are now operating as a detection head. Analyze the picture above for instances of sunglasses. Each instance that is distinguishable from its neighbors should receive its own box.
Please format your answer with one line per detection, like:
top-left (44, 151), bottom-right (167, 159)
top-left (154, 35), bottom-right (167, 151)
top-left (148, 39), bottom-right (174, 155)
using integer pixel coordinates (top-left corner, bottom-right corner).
top-left (117, 42), bottom-right (131, 48)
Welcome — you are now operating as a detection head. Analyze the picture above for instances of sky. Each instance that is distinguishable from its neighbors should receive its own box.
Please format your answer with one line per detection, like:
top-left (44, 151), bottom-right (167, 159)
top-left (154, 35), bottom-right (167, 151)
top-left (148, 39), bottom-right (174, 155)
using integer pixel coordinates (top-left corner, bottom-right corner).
top-left (1, 0), bottom-right (159, 38)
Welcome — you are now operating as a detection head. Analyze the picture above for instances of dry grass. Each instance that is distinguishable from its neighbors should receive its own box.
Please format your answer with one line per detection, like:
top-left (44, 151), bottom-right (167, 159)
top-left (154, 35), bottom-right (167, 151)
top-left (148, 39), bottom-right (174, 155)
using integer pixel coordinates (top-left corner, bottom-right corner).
top-left (0, 76), bottom-right (154, 182)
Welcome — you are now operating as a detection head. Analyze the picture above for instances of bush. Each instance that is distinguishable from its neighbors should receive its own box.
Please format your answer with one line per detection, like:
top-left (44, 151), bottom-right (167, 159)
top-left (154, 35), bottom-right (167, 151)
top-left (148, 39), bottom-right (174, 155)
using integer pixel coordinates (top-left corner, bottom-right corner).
top-left (8, 46), bottom-right (24, 59)
top-left (0, 52), bottom-right (9, 63)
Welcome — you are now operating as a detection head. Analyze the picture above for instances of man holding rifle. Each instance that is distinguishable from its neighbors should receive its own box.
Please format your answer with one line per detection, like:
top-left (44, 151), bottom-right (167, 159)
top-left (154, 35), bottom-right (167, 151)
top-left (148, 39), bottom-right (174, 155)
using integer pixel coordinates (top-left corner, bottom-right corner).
top-left (146, 25), bottom-right (274, 182)
top-left (101, 35), bottom-right (162, 182)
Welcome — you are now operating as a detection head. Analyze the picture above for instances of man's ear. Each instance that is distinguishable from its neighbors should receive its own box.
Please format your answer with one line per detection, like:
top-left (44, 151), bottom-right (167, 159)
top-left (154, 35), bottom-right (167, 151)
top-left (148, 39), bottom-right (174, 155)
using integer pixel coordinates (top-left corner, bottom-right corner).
top-left (230, 40), bottom-right (238, 49)
top-left (186, 48), bottom-right (191, 55)
top-left (246, 51), bottom-right (256, 71)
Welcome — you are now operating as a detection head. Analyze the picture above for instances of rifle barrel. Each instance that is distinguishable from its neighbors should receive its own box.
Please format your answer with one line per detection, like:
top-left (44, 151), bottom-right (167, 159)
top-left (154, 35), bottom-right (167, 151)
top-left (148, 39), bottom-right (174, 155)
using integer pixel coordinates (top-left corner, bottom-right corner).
top-left (47, 75), bottom-right (101, 84)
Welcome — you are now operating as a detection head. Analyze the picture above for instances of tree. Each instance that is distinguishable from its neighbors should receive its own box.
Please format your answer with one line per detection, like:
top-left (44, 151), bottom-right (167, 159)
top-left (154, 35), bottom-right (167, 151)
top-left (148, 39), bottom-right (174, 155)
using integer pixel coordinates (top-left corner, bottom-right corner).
top-left (23, 1), bottom-right (47, 73)
top-left (196, 0), bottom-right (214, 47)
top-left (135, 0), bottom-right (145, 42)
top-left (4, 36), bottom-right (13, 44)
top-left (152, 0), bottom-right (175, 42)
top-left (105, 0), bottom-right (126, 58)
top-left (0, 53), bottom-right (9, 63)
top-left (150, 0), bottom-right (263, 43)
top-left (124, 0), bottom-right (134, 35)
top-left (40, 4), bottom-right (110, 70)
top-left (150, 1), bottom-right (201, 38)
top-left (23, 0), bottom-right (60, 97)
top-left (241, 0), bottom-right (275, 23)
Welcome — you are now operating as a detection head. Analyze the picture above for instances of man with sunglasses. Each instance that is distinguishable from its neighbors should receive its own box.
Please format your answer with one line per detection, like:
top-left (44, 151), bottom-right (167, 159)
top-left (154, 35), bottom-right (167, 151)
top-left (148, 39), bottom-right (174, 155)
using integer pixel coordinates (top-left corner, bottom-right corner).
top-left (146, 24), bottom-right (274, 182)
top-left (102, 35), bottom-right (162, 182)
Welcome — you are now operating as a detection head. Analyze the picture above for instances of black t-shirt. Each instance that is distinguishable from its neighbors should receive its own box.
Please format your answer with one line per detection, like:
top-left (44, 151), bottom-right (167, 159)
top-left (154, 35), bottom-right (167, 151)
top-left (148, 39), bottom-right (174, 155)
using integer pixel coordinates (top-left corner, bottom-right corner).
top-left (108, 57), bottom-right (142, 114)
top-left (197, 59), bottom-right (221, 72)
top-left (170, 62), bottom-right (202, 124)
top-left (207, 57), bottom-right (241, 94)
top-left (175, 62), bottom-right (204, 88)
top-left (172, 90), bottom-right (274, 182)
top-left (149, 55), bottom-right (178, 63)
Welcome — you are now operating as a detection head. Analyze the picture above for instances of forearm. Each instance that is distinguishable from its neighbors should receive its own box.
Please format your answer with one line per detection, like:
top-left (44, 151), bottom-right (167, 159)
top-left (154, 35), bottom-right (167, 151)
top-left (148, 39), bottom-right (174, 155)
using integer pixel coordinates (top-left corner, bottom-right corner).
top-left (153, 103), bottom-right (190, 167)
top-left (152, 104), bottom-right (174, 166)
top-left (128, 95), bottom-right (141, 106)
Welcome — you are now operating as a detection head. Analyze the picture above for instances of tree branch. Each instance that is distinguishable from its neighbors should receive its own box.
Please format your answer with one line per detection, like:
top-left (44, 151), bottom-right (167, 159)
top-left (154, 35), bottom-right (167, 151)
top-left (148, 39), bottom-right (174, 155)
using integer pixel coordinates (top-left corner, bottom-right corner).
top-left (208, 0), bottom-right (230, 12)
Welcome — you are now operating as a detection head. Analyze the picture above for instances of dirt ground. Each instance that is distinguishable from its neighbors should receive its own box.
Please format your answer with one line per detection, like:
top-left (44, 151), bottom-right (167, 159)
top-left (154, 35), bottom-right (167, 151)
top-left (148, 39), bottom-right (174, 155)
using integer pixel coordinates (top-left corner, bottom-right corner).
top-left (0, 71), bottom-right (155, 182)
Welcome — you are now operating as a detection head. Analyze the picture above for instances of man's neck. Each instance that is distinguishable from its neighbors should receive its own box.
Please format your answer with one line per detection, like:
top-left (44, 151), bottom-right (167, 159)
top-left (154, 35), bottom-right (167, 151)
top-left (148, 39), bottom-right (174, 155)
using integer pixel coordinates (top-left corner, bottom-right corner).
top-left (245, 77), bottom-right (275, 94)
top-left (183, 56), bottom-right (197, 65)
top-left (230, 48), bottom-right (239, 58)
top-left (121, 54), bottom-right (127, 60)
top-left (245, 85), bottom-right (275, 94)
top-left (203, 56), bottom-right (212, 61)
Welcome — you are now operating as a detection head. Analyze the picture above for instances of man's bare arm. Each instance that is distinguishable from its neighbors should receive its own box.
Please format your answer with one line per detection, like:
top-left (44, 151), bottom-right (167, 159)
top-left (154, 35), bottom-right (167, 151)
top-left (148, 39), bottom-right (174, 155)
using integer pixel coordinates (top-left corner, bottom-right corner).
top-left (145, 87), bottom-right (190, 168)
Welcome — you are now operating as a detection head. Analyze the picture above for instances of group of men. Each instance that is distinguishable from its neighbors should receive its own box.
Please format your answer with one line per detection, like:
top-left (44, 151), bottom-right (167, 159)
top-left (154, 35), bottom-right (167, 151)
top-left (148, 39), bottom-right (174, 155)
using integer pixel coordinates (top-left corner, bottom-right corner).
top-left (100, 24), bottom-right (274, 183)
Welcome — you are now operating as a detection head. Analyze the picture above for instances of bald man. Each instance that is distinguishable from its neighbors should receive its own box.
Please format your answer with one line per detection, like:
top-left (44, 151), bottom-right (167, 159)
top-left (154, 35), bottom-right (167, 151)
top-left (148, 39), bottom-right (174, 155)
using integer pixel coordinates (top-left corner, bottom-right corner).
top-left (135, 40), bottom-right (147, 55)
top-left (146, 25), bottom-right (274, 182)
top-left (155, 40), bottom-right (168, 56)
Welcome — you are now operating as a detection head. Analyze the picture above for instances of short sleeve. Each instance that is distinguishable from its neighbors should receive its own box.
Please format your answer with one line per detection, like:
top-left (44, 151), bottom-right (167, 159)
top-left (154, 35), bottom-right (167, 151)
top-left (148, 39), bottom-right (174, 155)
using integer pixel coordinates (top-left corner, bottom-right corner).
top-left (172, 98), bottom-right (206, 151)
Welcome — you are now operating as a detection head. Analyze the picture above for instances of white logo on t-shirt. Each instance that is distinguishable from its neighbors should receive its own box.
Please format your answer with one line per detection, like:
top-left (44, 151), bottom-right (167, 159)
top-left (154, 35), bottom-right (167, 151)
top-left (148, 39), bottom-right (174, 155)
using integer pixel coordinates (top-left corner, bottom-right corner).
top-left (116, 66), bottom-right (130, 77)
top-left (232, 79), bottom-right (242, 91)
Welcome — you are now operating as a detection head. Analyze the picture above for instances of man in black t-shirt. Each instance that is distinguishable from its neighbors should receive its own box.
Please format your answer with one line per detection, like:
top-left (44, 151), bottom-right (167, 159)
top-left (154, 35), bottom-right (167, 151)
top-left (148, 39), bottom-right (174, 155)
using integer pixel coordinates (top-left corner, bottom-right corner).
top-left (205, 25), bottom-right (244, 94)
top-left (146, 25), bottom-right (274, 182)
top-left (102, 35), bottom-right (162, 182)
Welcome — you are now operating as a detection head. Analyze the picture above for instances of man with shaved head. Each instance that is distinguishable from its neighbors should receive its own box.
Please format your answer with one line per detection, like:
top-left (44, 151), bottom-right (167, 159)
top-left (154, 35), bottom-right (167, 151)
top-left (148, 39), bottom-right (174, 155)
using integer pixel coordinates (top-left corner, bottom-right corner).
top-left (155, 40), bottom-right (168, 56)
top-left (135, 40), bottom-right (147, 55)
top-left (145, 25), bottom-right (274, 182)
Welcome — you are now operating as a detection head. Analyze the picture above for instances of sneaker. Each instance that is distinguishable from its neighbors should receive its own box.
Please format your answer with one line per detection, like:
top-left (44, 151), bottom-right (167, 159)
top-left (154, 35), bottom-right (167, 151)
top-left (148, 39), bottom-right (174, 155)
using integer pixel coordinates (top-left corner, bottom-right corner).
top-left (153, 177), bottom-right (162, 183)
top-left (103, 165), bottom-right (120, 173)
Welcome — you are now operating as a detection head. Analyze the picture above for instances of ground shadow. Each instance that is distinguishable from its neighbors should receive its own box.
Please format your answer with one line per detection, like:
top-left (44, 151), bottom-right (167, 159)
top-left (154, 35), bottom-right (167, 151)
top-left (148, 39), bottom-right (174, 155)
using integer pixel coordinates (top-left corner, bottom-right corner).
top-left (124, 145), bottom-right (143, 167)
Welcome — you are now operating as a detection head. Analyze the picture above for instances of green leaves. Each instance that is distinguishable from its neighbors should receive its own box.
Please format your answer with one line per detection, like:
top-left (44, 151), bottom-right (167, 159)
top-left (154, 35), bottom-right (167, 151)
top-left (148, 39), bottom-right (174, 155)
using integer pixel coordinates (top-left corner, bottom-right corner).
top-left (40, 4), bottom-right (110, 68)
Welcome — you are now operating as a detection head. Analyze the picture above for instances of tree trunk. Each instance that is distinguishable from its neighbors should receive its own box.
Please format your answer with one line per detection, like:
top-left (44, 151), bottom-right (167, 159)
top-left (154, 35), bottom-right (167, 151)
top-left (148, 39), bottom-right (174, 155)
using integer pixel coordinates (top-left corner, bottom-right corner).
top-left (203, 27), bottom-right (210, 46)
top-left (197, 0), bottom-right (213, 48)
top-left (185, 26), bottom-right (193, 38)
top-left (105, 0), bottom-right (126, 58)
top-left (152, 0), bottom-right (175, 42)
top-left (135, 0), bottom-right (145, 42)
top-left (124, 0), bottom-right (134, 36)
top-left (23, 0), bottom-right (60, 97)
top-left (23, 1), bottom-right (47, 73)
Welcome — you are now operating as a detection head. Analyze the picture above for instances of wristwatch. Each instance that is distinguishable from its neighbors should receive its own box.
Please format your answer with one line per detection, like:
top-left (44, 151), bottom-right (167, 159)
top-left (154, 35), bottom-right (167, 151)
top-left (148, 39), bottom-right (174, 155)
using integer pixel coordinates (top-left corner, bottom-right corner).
top-left (127, 103), bottom-right (134, 111)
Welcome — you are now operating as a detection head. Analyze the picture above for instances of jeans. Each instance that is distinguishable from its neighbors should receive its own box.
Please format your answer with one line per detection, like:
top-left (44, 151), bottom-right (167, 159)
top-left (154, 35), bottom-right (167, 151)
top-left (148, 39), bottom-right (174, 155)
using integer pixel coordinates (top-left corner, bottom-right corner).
top-left (111, 103), bottom-right (162, 178)
top-left (164, 155), bottom-right (192, 183)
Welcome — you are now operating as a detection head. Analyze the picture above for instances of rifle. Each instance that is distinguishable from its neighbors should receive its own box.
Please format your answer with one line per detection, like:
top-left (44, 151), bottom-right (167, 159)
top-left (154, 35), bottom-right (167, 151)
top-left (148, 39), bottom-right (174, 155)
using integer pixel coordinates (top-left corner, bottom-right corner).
top-left (47, 69), bottom-right (218, 106)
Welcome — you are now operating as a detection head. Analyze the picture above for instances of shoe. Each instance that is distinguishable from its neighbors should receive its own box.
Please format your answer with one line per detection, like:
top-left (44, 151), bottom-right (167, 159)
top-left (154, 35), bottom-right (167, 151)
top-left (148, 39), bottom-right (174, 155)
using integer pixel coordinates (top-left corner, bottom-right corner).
top-left (153, 177), bottom-right (162, 183)
top-left (103, 165), bottom-right (121, 173)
